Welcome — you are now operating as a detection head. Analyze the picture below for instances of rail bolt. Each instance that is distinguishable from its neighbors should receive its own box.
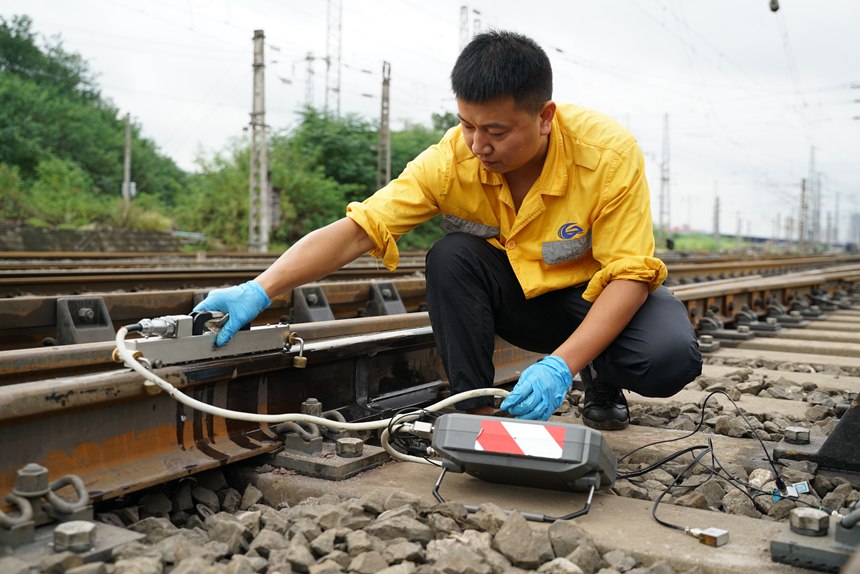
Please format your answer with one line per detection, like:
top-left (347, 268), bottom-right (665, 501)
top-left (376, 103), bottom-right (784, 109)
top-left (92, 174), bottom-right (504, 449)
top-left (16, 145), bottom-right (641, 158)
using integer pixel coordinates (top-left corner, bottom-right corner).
top-left (737, 325), bottom-right (750, 334)
top-left (789, 508), bottom-right (829, 537)
top-left (53, 520), bottom-right (97, 553)
top-left (301, 398), bottom-right (323, 417)
top-left (766, 317), bottom-right (778, 325)
top-left (77, 307), bottom-right (95, 323)
top-left (13, 463), bottom-right (50, 497)
top-left (699, 335), bottom-right (714, 344)
top-left (784, 426), bottom-right (811, 445)
top-left (336, 437), bottom-right (364, 458)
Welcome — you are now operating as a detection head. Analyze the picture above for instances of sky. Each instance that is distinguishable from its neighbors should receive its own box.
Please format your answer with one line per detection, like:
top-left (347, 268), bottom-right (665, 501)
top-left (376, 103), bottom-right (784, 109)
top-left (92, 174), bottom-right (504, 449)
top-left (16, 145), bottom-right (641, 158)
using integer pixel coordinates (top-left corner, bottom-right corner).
top-left (3, 0), bottom-right (859, 241)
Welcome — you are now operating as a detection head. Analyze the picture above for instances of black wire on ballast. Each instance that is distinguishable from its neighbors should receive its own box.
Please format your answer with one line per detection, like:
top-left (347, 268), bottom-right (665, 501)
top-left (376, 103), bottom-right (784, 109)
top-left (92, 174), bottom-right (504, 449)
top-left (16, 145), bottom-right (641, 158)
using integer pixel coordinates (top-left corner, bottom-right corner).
top-left (123, 323), bottom-right (143, 333)
top-left (651, 442), bottom-right (715, 531)
top-left (616, 390), bottom-right (786, 493)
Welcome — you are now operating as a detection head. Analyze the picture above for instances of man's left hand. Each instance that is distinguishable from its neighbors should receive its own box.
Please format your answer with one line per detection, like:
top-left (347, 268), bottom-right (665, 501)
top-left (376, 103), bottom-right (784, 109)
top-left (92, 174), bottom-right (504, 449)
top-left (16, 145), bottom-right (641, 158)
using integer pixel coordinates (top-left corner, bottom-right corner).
top-left (500, 355), bottom-right (573, 420)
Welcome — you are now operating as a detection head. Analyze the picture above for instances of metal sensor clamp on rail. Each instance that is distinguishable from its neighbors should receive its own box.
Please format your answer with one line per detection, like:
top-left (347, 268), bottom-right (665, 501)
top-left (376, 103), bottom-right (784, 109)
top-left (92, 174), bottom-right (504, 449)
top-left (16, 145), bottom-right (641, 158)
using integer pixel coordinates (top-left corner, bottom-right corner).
top-left (123, 313), bottom-right (301, 367)
top-left (429, 414), bottom-right (616, 521)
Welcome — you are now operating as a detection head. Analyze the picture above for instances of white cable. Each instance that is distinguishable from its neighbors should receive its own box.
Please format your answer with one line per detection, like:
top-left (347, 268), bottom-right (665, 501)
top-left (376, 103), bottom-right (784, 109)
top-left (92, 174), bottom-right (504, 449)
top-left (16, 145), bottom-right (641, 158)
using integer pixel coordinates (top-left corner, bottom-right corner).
top-left (115, 326), bottom-right (509, 431)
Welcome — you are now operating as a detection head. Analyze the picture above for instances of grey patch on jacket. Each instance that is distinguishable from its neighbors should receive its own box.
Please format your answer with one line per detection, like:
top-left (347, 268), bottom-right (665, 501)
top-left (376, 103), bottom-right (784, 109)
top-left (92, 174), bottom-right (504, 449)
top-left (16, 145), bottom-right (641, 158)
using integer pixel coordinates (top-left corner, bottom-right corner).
top-left (542, 229), bottom-right (592, 265)
top-left (441, 214), bottom-right (500, 239)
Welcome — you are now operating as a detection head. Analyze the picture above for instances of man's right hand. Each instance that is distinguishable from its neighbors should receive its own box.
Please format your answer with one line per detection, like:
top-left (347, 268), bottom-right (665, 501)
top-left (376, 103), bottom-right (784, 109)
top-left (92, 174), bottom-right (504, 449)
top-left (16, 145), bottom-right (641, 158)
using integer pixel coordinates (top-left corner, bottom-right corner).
top-left (193, 280), bottom-right (271, 347)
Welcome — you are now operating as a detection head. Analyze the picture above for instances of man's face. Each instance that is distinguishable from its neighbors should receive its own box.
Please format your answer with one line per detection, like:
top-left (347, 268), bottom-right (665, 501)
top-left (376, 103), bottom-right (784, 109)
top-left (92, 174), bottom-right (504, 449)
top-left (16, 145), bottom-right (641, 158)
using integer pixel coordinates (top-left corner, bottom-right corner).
top-left (456, 96), bottom-right (555, 174)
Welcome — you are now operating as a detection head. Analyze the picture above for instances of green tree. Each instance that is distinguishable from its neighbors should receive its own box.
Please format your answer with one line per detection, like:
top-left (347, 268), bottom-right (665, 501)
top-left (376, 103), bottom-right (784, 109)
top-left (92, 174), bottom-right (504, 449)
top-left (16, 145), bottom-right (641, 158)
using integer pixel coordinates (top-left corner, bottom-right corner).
top-left (0, 15), bottom-right (96, 98)
top-left (0, 163), bottom-right (25, 221)
top-left (0, 15), bottom-right (186, 225)
top-left (431, 111), bottom-right (459, 131)
top-left (25, 156), bottom-right (109, 228)
top-left (286, 108), bottom-right (377, 203)
top-left (174, 141), bottom-right (250, 250)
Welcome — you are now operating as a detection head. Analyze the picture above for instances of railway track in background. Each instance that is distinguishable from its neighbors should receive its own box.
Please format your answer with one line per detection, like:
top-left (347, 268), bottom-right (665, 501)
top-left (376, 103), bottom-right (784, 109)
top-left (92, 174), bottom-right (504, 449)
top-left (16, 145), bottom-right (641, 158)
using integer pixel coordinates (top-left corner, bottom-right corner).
top-left (1, 252), bottom-right (859, 297)
top-left (3, 253), bottom-right (860, 351)
top-left (1, 255), bottom-right (859, 572)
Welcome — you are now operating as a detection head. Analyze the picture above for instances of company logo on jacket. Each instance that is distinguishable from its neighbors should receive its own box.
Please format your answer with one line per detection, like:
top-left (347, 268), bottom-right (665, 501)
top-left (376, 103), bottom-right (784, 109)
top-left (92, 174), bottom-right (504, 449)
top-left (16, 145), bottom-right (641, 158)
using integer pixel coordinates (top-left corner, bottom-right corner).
top-left (557, 223), bottom-right (584, 240)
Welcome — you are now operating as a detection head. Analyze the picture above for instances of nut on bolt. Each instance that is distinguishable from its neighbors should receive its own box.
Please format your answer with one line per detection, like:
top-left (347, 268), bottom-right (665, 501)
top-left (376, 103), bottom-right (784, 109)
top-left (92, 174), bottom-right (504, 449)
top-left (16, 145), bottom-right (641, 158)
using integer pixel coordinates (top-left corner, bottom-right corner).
top-left (784, 426), bottom-right (811, 445)
top-left (14, 462), bottom-right (50, 497)
top-left (336, 437), bottom-right (364, 458)
top-left (789, 508), bottom-right (829, 536)
top-left (54, 520), bottom-right (97, 553)
top-left (300, 398), bottom-right (323, 417)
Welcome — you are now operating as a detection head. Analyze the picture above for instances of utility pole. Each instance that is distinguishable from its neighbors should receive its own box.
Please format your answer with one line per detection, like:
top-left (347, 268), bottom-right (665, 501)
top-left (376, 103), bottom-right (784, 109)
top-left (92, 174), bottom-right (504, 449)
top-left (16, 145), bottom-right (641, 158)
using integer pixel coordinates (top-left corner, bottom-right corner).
top-left (376, 61), bottom-right (392, 190)
top-left (799, 178), bottom-right (807, 255)
top-left (735, 211), bottom-right (742, 251)
top-left (460, 6), bottom-right (469, 51)
top-left (122, 113), bottom-right (132, 209)
top-left (835, 191), bottom-right (840, 246)
top-left (712, 192), bottom-right (720, 251)
top-left (807, 147), bottom-right (819, 244)
top-left (658, 113), bottom-right (670, 249)
top-left (305, 52), bottom-right (316, 109)
top-left (325, 0), bottom-right (343, 116)
top-left (459, 6), bottom-right (482, 50)
top-left (248, 30), bottom-right (270, 253)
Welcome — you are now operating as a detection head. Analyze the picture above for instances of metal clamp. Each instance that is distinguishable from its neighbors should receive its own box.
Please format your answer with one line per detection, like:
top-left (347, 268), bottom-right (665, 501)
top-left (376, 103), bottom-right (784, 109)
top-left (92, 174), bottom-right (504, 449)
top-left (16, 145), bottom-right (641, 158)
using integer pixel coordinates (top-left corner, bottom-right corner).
top-left (287, 332), bottom-right (307, 368)
top-left (0, 463), bottom-right (92, 548)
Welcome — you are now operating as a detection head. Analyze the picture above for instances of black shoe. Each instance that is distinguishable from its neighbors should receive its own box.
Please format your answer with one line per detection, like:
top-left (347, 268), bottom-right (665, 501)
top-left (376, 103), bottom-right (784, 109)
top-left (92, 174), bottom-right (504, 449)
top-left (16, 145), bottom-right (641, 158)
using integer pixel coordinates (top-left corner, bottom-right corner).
top-left (580, 368), bottom-right (629, 430)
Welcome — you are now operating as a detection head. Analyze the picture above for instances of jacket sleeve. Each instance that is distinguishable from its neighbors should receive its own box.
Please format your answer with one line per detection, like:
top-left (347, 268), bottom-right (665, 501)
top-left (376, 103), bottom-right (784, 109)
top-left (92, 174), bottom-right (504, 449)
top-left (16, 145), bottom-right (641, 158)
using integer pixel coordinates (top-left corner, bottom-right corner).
top-left (346, 144), bottom-right (446, 271)
top-left (582, 141), bottom-right (667, 301)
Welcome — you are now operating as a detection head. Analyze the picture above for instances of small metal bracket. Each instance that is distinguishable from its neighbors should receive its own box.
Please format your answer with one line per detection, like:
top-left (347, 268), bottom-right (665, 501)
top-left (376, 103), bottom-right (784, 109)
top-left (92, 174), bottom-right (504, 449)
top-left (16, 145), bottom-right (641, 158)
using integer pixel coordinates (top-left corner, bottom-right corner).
top-left (366, 282), bottom-right (407, 316)
top-left (0, 463), bottom-right (92, 548)
top-left (698, 309), bottom-right (755, 341)
top-left (768, 301), bottom-right (809, 327)
top-left (270, 441), bottom-right (388, 480)
top-left (735, 304), bottom-right (783, 334)
top-left (697, 335), bottom-right (721, 353)
top-left (809, 293), bottom-right (841, 311)
top-left (771, 513), bottom-right (859, 572)
top-left (56, 297), bottom-right (115, 345)
top-left (790, 300), bottom-right (826, 320)
top-left (291, 286), bottom-right (336, 323)
top-left (774, 393), bottom-right (860, 474)
top-left (275, 421), bottom-right (323, 455)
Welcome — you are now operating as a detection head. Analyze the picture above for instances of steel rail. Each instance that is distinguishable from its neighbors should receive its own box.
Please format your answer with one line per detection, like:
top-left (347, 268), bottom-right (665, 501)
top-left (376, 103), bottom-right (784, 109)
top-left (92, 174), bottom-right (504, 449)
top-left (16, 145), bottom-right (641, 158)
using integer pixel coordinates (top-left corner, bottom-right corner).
top-left (2, 254), bottom-right (859, 297)
top-left (3, 263), bottom-right (860, 351)
top-left (0, 313), bottom-right (540, 501)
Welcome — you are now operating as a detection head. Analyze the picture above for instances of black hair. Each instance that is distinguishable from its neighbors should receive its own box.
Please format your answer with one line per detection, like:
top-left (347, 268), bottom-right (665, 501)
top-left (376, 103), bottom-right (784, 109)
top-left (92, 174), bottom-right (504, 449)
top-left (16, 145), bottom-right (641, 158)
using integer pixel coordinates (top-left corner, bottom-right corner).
top-left (451, 30), bottom-right (552, 115)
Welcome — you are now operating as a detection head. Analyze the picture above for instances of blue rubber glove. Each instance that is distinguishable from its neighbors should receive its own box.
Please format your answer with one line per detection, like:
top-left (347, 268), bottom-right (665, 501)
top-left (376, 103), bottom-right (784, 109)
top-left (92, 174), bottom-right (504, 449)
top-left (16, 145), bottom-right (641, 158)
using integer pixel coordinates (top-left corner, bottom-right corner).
top-left (500, 355), bottom-right (573, 421)
top-left (192, 280), bottom-right (271, 347)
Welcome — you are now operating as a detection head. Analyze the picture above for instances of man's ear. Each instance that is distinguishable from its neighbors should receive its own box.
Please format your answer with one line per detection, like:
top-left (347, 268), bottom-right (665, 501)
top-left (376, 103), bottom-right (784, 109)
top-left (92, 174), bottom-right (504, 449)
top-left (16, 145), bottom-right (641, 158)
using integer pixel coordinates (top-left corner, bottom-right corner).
top-left (539, 101), bottom-right (556, 136)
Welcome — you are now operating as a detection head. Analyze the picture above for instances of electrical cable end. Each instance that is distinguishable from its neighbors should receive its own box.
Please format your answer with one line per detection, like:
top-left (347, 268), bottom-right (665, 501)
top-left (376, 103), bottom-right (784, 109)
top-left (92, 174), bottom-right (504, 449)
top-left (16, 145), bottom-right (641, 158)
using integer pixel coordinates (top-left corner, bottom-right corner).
top-left (411, 420), bottom-right (434, 439)
top-left (687, 527), bottom-right (729, 547)
top-left (775, 477), bottom-right (787, 492)
top-left (124, 323), bottom-right (143, 333)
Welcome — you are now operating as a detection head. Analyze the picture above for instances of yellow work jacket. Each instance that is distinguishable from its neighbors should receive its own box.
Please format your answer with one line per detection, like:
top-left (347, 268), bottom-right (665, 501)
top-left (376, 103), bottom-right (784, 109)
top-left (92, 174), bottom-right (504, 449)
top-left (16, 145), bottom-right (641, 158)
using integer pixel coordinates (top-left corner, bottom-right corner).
top-left (346, 103), bottom-right (667, 302)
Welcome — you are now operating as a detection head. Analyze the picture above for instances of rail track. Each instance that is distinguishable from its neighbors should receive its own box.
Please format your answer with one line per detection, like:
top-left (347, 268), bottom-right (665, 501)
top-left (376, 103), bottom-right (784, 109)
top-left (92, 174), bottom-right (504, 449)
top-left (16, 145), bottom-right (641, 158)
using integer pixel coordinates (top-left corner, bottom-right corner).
top-left (1, 252), bottom-right (858, 297)
top-left (1, 254), bottom-right (859, 572)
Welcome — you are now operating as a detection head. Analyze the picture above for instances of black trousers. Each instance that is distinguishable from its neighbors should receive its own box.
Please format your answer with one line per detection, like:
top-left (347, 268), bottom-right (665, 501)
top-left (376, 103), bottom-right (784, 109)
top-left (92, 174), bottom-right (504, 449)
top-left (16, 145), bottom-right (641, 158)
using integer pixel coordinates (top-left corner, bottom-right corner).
top-left (425, 233), bottom-right (703, 410)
